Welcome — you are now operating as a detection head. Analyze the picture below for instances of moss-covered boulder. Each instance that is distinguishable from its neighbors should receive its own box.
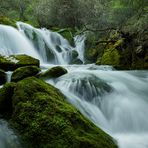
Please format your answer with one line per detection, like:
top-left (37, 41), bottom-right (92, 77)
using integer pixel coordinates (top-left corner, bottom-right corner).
top-left (11, 66), bottom-right (41, 82)
top-left (98, 48), bottom-right (120, 66)
top-left (0, 69), bottom-right (6, 85)
top-left (0, 82), bottom-right (16, 117)
top-left (0, 54), bottom-right (40, 71)
top-left (10, 77), bottom-right (117, 148)
top-left (40, 66), bottom-right (68, 79)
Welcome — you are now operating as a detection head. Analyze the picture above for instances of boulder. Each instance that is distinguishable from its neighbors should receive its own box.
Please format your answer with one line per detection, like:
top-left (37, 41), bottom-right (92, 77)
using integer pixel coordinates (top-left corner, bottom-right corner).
top-left (10, 77), bottom-right (117, 148)
top-left (11, 66), bottom-right (41, 82)
top-left (40, 66), bottom-right (68, 79)
top-left (0, 69), bottom-right (6, 85)
top-left (0, 54), bottom-right (40, 71)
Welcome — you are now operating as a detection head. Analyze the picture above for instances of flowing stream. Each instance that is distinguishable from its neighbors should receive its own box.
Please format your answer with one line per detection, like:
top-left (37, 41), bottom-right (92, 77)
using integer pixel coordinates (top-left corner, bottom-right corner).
top-left (0, 23), bottom-right (148, 148)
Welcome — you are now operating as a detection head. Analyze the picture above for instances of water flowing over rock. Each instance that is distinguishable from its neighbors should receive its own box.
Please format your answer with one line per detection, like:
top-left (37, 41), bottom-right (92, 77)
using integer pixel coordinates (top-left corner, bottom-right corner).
top-left (0, 22), bottom-right (148, 148)
top-left (16, 22), bottom-right (86, 64)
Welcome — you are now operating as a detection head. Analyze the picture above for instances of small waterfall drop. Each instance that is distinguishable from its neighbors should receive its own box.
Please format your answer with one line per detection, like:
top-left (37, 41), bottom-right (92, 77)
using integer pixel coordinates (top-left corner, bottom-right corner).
top-left (0, 24), bottom-right (41, 60)
top-left (17, 22), bottom-right (86, 64)
top-left (74, 35), bottom-right (86, 62)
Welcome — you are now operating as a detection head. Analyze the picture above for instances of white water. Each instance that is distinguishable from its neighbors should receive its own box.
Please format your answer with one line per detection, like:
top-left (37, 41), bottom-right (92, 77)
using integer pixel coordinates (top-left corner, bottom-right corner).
top-left (0, 120), bottom-right (20, 148)
top-left (0, 24), bottom-right (40, 60)
top-left (16, 22), bottom-right (85, 64)
top-left (48, 66), bottom-right (148, 148)
top-left (0, 23), bottom-right (148, 148)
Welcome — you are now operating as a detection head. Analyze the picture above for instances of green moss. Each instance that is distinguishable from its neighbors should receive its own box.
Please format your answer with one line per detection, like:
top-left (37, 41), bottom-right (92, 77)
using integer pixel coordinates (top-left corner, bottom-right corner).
top-left (57, 28), bottom-right (74, 45)
top-left (10, 77), bottom-right (117, 148)
top-left (11, 66), bottom-right (41, 82)
top-left (113, 39), bottom-right (124, 48)
top-left (39, 66), bottom-right (68, 79)
top-left (100, 48), bottom-right (120, 66)
top-left (12, 54), bottom-right (40, 68)
top-left (0, 82), bottom-right (16, 117)
top-left (0, 69), bottom-right (6, 85)
top-left (0, 16), bottom-right (16, 27)
top-left (0, 55), bottom-right (15, 71)
top-left (0, 54), bottom-right (40, 71)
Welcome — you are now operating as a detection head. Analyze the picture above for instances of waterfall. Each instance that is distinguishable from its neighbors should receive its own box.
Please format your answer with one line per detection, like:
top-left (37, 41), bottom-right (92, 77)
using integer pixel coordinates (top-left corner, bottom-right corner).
top-left (0, 22), bottom-right (148, 148)
top-left (46, 65), bottom-right (148, 148)
top-left (0, 24), bottom-right (41, 60)
top-left (16, 22), bottom-right (86, 64)
top-left (0, 22), bottom-right (86, 64)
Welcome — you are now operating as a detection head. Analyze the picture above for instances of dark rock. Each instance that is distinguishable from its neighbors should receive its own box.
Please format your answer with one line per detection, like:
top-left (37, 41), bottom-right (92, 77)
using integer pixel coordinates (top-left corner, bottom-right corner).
top-left (40, 66), bottom-right (68, 79)
top-left (0, 82), bottom-right (16, 117)
top-left (0, 69), bottom-right (6, 85)
top-left (11, 66), bottom-right (41, 82)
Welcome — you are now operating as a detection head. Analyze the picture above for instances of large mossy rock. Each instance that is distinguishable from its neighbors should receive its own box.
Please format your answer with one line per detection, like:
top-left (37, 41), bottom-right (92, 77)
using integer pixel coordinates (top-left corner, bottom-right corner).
top-left (0, 54), bottom-right (40, 71)
top-left (0, 82), bottom-right (16, 116)
top-left (11, 66), bottom-right (41, 82)
top-left (10, 77), bottom-right (117, 148)
top-left (0, 69), bottom-right (6, 85)
top-left (40, 66), bottom-right (68, 79)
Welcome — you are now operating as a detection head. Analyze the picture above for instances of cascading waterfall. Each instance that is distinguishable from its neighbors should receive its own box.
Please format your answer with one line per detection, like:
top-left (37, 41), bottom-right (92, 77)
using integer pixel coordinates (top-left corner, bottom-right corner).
top-left (16, 22), bottom-right (86, 64)
top-left (49, 66), bottom-right (148, 148)
top-left (0, 22), bottom-right (148, 148)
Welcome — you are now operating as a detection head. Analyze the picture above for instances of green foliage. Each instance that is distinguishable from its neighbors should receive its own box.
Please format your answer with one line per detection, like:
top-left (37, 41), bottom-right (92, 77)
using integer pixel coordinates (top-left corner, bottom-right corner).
top-left (0, 16), bottom-right (16, 27)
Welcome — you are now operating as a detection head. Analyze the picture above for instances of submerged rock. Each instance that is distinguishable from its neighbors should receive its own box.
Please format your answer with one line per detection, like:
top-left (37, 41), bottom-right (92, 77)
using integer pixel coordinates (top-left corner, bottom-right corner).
top-left (9, 77), bottom-right (117, 148)
top-left (0, 69), bottom-right (6, 85)
top-left (0, 54), bottom-right (40, 71)
top-left (40, 66), bottom-right (68, 79)
top-left (11, 66), bottom-right (41, 82)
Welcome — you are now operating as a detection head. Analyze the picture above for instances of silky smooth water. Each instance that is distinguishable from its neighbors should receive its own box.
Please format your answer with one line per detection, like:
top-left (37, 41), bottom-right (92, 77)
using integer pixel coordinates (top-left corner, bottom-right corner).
top-left (0, 23), bottom-right (148, 148)
top-left (0, 120), bottom-right (20, 148)
top-left (46, 65), bottom-right (148, 148)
